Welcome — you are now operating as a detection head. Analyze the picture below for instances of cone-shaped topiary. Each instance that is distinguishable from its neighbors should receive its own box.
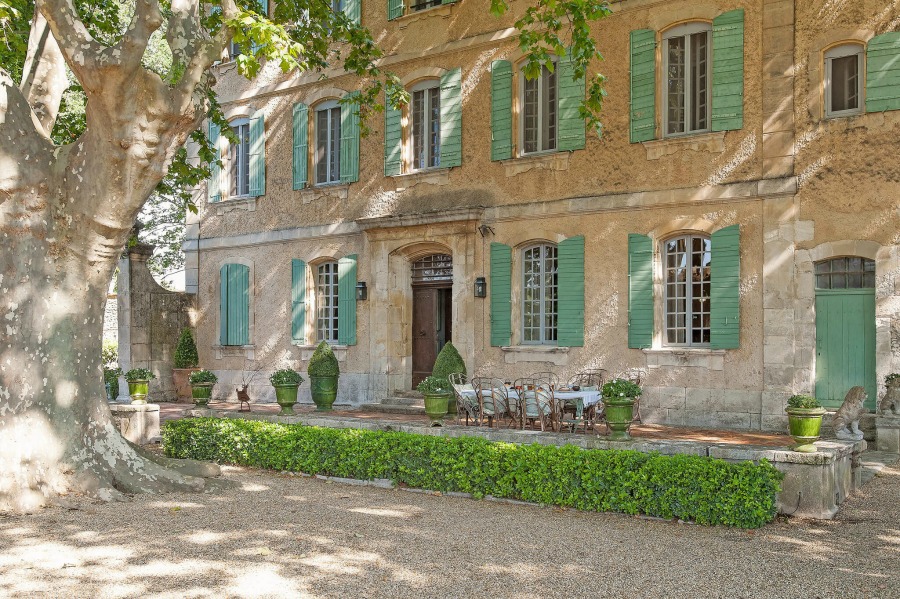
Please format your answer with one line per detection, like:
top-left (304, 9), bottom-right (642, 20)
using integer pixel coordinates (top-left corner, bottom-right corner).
top-left (173, 328), bottom-right (199, 369)
top-left (431, 341), bottom-right (466, 381)
top-left (308, 341), bottom-right (340, 377)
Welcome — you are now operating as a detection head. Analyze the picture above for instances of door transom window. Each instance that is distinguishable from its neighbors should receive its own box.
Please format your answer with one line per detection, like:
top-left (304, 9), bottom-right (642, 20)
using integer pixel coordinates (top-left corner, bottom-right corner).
top-left (815, 256), bottom-right (875, 289)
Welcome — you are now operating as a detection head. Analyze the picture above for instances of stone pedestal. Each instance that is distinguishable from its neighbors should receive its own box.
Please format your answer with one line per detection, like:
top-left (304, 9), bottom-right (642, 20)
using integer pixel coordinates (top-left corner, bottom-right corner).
top-left (109, 403), bottom-right (160, 445)
top-left (875, 415), bottom-right (900, 454)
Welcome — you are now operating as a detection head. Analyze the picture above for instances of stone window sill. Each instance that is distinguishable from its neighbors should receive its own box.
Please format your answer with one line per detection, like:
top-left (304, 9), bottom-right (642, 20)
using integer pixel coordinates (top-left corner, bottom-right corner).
top-left (501, 345), bottom-right (570, 365)
top-left (292, 343), bottom-right (349, 361)
top-left (392, 168), bottom-right (451, 191)
top-left (396, 4), bottom-right (455, 28)
top-left (215, 196), bottom-right (258, 216)
top-left (300, 184), bottom-right (349, 205)
top-left (501, 151), bottom-right (570, 177)
top-left (213, 345), bottom-right (256, 360)
top-left (643, 131), bottom-right (726, 160)
top-left (642, 347), bottom-right (726, 370)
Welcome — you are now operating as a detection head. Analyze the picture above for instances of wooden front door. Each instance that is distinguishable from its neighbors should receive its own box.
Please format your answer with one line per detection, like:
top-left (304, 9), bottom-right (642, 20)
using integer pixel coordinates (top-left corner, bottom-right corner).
top-left (412, 287), bottom-right (439, 387)
top-left (815, 289), bottom-right (876, 409)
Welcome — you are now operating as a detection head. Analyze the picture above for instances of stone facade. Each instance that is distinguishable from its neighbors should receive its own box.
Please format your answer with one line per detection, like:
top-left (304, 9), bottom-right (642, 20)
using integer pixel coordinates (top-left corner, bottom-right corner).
top-left (187, 0), bottom-right (900, 429)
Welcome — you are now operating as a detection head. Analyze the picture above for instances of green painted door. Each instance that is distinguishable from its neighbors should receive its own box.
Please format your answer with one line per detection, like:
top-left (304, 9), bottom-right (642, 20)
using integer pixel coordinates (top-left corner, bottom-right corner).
top-left (815, 289), bottom-right (876, 409)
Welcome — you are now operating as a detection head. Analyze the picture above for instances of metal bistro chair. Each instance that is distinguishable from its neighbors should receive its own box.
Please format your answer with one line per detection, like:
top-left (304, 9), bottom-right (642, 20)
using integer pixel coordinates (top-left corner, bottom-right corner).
top-left (517, 377), bottom-right (555, 431)
top-left (472, 377), bottom-right (510, 428)
top-left (449, 372), bottom-right (479, 426)
top-left (530, 371), bottom-right (560, 390)
top-left (566, 369), bottom-right (607, 431)
top-left (621, 368), bottom-right (646, 423)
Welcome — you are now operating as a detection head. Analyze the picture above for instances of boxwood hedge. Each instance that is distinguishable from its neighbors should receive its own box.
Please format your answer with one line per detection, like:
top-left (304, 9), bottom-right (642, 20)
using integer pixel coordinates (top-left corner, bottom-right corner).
top-left (163, 418), bottom-right (784, 528)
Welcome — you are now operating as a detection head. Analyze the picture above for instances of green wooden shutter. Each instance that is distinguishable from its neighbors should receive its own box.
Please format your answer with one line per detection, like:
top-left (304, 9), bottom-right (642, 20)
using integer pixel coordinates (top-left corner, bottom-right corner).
top-left (340, 92), bottom-right (360, 183)
top-left (630, 29), bottom-right (656, 143)
top-left (557, 235), bottom-right (585, 347)
top-left (491, 60), bottom-right (513, 160)
top-left (221, 264), bottom-right (250, 346)
top-left (258, 0), bottom-right (268, 15)
top-left (866, 32), bottom-right (900, 113)
top-left (710, 225), bottom-right (740, 349)
top-left (440, 67), bottom-right (462, 168)
top-left (344, 0), bottom-right (361, 25)
top-left (208, 121), bottom-right (221, 203)
top-left (384, 98), bottom-right (402, 176)
top-left (248, 108), bottom-right (266, 196)
top-left (627, 234), bottom-right (653, 348)
top-left (490, 243), bottom-right (512, 346)
top-left (337, 255), bottom-right (358, 346)
top-left (291, 259), bottom-right (307, 343)
top-left (219, 264), bottom-right (229, 344)
top-left (292, 103), bottom-right (308, 190)
top-left (711, 9), bottom-right (745, 132)
top-left (388, 0), bottom-right (403, 20)
top-left (557, 51), bottom-right (586, 151)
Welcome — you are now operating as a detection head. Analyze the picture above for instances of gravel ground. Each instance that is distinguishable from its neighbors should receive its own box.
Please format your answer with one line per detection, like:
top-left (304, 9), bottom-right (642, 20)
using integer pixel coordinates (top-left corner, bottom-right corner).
top-left (0, 462), bottom-right (897, 599)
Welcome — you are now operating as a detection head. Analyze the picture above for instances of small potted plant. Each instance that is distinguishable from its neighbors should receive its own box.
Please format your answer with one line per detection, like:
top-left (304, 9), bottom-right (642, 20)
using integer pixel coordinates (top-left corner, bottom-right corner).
top-left (189, 369), bottom-right (218, 407)
top-left (601, 378), bottom-right (642, 441)
top-left (307, 341), bottom-right (339, 411)
top-left (418, 375), bottom-right (451, 426)
top-left (785, 394), bottom-right (826, 453)
top-left (172, 328), bottom-right (200, 401)
top-left (431, 342), bottom-right (466, 414)
top-left (123, 368), bottom-right (156, 405)
top-left (270, 368), bottom-right (304, 415)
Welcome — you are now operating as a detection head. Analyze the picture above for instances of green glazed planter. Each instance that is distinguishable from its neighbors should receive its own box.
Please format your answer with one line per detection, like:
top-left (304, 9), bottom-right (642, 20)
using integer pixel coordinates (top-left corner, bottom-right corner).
top-left (128, 380), bottom-right (150, 405)
top-left (446, 395), bottom-right (457, 415)
top-left (191, 383), bottom-right (214, 408)
top-left (604, 396), bottom-right (637, 441)
top-left (423, 392), bottom-right (450, 426)
top-left (786, 407), bottom-right (826, 453)
top-left (273, 384), bottom-right (300, 415)
top-left (309, 375), bottom-right (338, 411)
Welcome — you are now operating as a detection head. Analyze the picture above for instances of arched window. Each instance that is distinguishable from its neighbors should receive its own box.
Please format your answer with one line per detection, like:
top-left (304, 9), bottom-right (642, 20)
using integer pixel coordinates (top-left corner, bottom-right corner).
top-left (519, 59), bottom-right (558, 154)
top-left (314, 99), bottom-right (342, 185)
top-left (815, 256), bottom-right (875, 289)
top-left (522, 243), bottom-right (558, 344)
top-left (663, 22), bottom-right (711, 136)
top-left (825, 44), bottom-right (864, 118)
top-left (408, 79), bottom-right (442, 171)
top-left (663, 234), bottom-right (711, 346)
top-left (228, 118), bottom-right (251, 198)
top-left (316, 261), bottom-right (340, 342)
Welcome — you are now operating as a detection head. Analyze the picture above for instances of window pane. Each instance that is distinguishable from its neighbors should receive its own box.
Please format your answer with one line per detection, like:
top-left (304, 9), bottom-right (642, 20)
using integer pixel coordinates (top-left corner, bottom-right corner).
top-left (316, 110), bottom-right (328, 183)
top-left (666, 37), bottom-right (686, 134)
top-left (412, 89), bottom-right (425, 170)
top-left (330, 107), bottom-right (341, 182)
top-left (545, 68), bottom-right (557, 151)
top-left (429, 86), bottom-right (441, 167)
top-left (690, 32), bottom-right (708, 131)
top-left (830, 54), bottom-right (859, 113)
top-left (317, 262), bottom-right (339, 342)
top-left (523, 77), bottom-right (539, 153)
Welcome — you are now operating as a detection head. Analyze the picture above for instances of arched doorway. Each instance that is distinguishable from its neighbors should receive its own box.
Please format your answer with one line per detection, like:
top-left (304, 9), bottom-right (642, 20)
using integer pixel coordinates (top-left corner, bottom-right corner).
top-left (814, 256), bottom-right (876, 409)
top-left (411, 254), bottom-right (453, 387)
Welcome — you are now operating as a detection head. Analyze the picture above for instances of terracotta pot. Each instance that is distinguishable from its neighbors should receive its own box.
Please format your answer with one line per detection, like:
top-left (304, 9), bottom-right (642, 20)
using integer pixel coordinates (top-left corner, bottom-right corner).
top-left (172, 368), bottom-right (200, 402)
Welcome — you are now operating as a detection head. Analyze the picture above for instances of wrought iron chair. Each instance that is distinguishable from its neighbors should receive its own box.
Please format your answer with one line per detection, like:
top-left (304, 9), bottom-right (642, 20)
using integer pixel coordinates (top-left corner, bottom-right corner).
top-left (449, 372), bottom-right (479, 425)
top-left (517, 377), bottom-right (555, 431)
top-left (564, 369), bottom-right (607, 430)
top-left (472, 377), bottom-right (510, 428)
top-left (621, 368), bottom-right (646, 423)
top-left (530, 371), bottom-right (560, 389)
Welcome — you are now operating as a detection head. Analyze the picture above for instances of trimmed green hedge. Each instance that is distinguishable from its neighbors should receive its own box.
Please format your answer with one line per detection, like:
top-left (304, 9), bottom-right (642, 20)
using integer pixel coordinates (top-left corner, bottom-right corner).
top-left (163, 418), bottom-right (784, 528)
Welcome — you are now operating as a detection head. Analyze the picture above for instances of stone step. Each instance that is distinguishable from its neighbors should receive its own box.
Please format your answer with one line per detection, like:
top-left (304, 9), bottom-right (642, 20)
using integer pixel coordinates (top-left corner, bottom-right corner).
top-left (380, 396), bottom-right (426, 406)
top-left (858, 450), bottom-right (900, 487)
top-left (392, 390), bottom-right (424, 399)
top-left (360, 402), bottom-right (426, 415)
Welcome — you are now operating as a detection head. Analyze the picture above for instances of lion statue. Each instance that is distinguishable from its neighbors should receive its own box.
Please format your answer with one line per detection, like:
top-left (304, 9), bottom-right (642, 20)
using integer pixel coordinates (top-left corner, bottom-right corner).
top-left (880, 377), bottom-right (900, 416)
top-left (832, 386), bottom-right (868, 441)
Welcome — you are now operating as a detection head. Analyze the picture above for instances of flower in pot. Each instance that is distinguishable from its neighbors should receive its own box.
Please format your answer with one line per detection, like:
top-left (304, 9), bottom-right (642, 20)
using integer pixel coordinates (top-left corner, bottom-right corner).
top-left (785, 394), bottom-right (826, 453)
top-left (270, 369), bottom-right (304, 415)
top-left (123, 368), bottom-right (156, 405)
top-left (601, 378), bottom-right (642, 441)
top-left (431, 341), bottom-right (466, 414)
top-left (188, 369), bottom-right (218, 408)
top-left (307, 341), bottom-right (339, 411)
top-left (172, 328), bottom-right (200, 402)
top-left (418, 375), bottom-right (451, 426)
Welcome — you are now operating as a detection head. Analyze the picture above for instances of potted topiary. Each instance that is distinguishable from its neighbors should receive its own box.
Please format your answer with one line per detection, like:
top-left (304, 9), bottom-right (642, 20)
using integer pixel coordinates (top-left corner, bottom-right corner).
top-left (123, 368), bottom-right (156, 405)
top-left (601, 378), bottom-right (642, 441)
top-left (172, 328), bottom-right (200, 402)
top-left (270, 368), bottom-right (304, 415)
top-left (785, 394), bottom-right (826, 453)
top-left (431, 341), bottom-right (466, 414)
top-left (418, 375), bottom-right (451, 426)
top-left (307, 341), bottom-right (339, 411)
top-left (189, 369), bottom-right (218, 408)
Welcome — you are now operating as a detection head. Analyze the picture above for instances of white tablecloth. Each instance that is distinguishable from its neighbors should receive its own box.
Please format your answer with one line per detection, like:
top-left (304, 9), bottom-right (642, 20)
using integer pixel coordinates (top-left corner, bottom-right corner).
top-left (460, 388), bottom-right (602, 408)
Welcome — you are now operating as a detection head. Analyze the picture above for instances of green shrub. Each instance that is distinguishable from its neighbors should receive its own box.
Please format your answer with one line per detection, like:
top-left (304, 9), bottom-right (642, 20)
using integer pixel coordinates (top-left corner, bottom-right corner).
top-left (163, 418), bottom-right (784, 528)
top-left (308, 341), bottom-right (339, 377)
top-left (787, 394), bottom-right (821, 409)
top-left (102, 340), bottom-right (118, 368)
top-left (103, 367), bottom-right (121, 398)
top-left (173, 328), bottom-right (199, 369)
top-left (602, 378), bottom-right (642, 399)
top-left (886, 373), bottom-right (900, 385)
top-left (417, 375), bottom-right (450, 395)
top-left (270, 369), bottom-right (304, 386)
top-left (189, 369), bottom-right (218, 385)
top-left (124, 367), bottom-right (155, 382)
top-left (431, 341), bottom-right (466, 380)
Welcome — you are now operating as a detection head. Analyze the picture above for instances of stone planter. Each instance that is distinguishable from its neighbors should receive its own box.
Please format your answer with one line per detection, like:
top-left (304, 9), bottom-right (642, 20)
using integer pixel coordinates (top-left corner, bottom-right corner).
top-left (127, 380), bottom-right (150, 405)
top-left (309, 375), bottom-right (338, 411)
top-left (604, 396), bottom-right (637, 441)
top-left (191, 383), bottom-right (215, 408)
top-left (424, 392), bottom-right (450, 426)
top-left (786, 407), bottom-right (826, 453)
top-left (273, 384), bottom-right (300, 415)
top-left (172, 368), bottom-right (200, 402)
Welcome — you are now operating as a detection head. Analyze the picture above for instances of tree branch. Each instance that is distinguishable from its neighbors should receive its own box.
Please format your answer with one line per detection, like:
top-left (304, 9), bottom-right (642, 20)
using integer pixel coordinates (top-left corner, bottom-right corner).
top-left (117, 0), bottom-right (164, 70)
top-left (166, 0), bottom-right (202, 73)
top-left (19, 8), bottom-right (68, 135)
top-left (0, 72), bottom-right (56, 204)
top-left (175, 0), bottom-right (238, 99)
top-left (35, 0), bottom-right (103, 87)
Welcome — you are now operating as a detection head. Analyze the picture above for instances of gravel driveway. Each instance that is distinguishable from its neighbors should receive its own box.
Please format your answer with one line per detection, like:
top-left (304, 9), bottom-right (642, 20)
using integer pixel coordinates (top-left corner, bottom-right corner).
top-left (1, 462), bottom-right (897, 599)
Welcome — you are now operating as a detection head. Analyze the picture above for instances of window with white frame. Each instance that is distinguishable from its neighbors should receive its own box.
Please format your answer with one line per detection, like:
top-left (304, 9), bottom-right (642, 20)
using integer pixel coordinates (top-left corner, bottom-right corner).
top-left (411, 0), bottom-right (441, 11)
top-left (664, 23), bottom-right (711, 136)
top-left (409, 80), bottom-right (441, 170)
top-left (663, 235), bottom-right (711, 346)
top-left (229, 119), bottom-right (251, 198)
top-left (825, 44), bottom-right (863, 118)
top-left (316, 262), bottom-right (339, 343)
top-left (520, 63), bottom-right (558, 154)
top-left (315, 100), bottom-right (342, 185)
top-left (522, 244), bottom-right (558, 344)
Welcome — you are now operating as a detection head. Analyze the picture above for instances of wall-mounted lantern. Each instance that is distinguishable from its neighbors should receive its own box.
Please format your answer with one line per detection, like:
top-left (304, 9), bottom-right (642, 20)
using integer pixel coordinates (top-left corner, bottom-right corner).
top-left (356, 281), bottom-right (368, 301)
top-left (474, 277), bottom-right (487, 298)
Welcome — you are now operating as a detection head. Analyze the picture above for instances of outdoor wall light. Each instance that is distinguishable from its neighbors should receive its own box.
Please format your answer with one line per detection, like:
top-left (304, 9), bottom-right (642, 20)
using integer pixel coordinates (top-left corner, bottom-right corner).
top-left (356, 281), bottom-right (368, 301)
top-left (474, 277), bottom-right (487, 298)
